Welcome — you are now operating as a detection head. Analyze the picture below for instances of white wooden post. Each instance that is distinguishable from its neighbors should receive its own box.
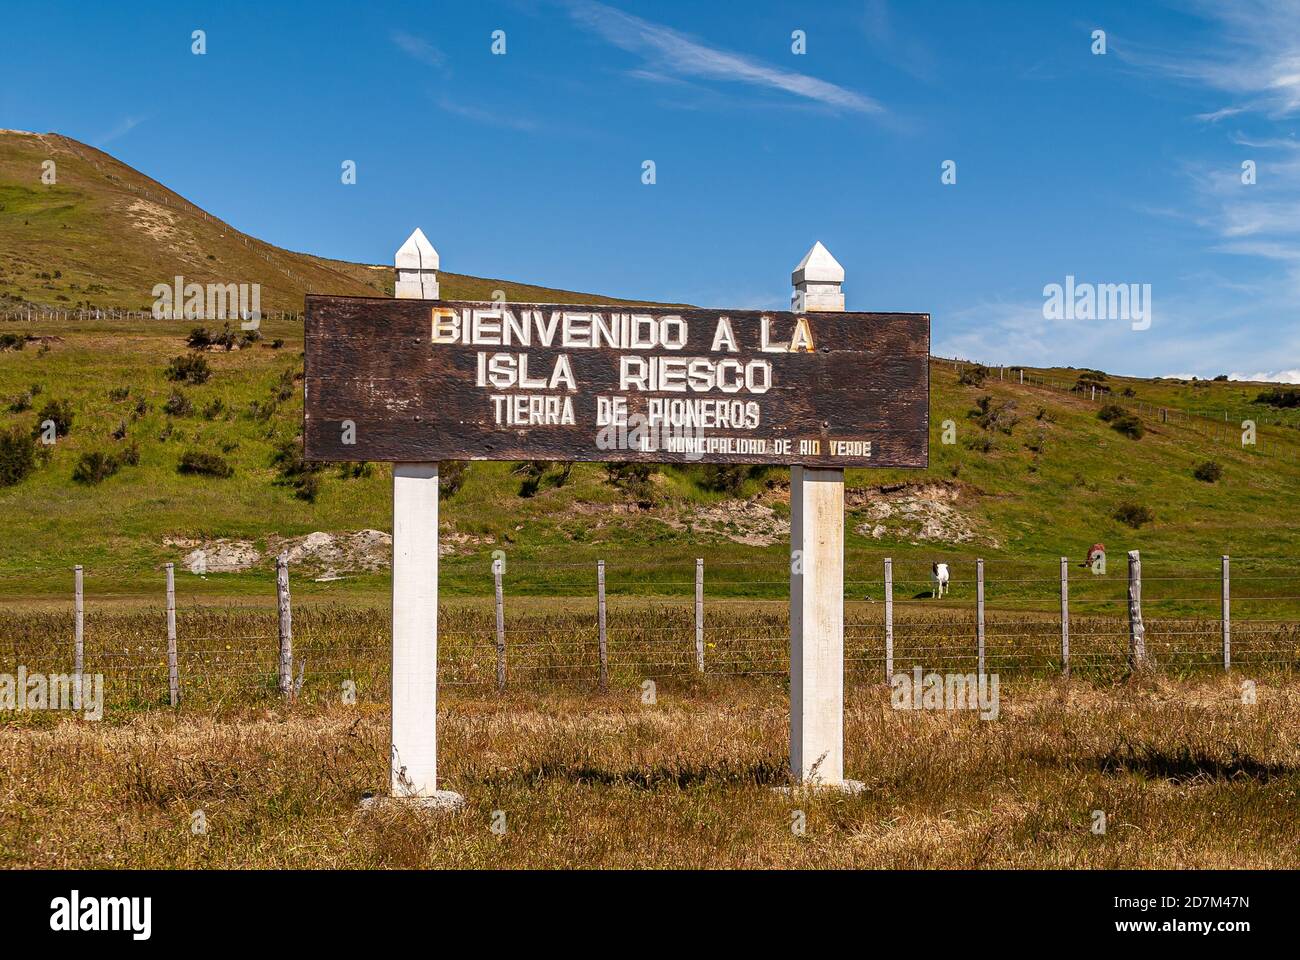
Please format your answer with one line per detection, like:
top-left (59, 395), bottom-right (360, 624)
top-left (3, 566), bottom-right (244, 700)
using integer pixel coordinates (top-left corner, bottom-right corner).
top-left (374, 229), bottom-right (462, 809)
top-left (788, 242), bottom-right (859, 790)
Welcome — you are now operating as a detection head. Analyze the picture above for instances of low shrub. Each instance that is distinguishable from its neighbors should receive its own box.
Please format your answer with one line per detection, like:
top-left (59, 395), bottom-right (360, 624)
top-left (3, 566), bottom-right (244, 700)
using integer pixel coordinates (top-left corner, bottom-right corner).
top-left (1193, 460), bottom-right (1223, 483)
top-left (72, 450), bottom-right (121, 485)
top-left (440, 460), bottom-right (467, 498)
top-left (1109, 413), bottom-right (1144, 439)
top-left (0, 426), bottom-right (37, 486)
top-left (1113, 501), bottom-right (1154, 528)
top-left (178, 450), bottom-right (233, 478)
top-left (33, 398), bottom-right (73, 438)
top-left (163, 389), bottom-right (193, 417)
top-left (166, 354), bottom-right (212, 384)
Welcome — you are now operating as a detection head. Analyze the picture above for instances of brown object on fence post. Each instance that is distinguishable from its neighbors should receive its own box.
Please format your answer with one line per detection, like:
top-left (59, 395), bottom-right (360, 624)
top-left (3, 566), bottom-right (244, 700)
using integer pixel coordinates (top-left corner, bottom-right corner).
top-left (883, 558), bottom-right (894, 683)
top-left (694, 558), bottom-right (704, 674)
top-left (597, 560), bottom-right (608, 692)
top-left (166, 563), bottom-right (179, 707)
top-left (276, 554), bottom-right (293, 697)
top-left (976, 559), bottom-right (986, 679)
top-left (1127, 550), bottom-right (1146, 669)
top-left (494, 556), bottom-right (506, 691)
top-left (1221, 555), bottom-right (1231, 672)
top-left (73, 564), bottom-right (84, 702)
top-left (1059, 557), bottom-right (1070, 678)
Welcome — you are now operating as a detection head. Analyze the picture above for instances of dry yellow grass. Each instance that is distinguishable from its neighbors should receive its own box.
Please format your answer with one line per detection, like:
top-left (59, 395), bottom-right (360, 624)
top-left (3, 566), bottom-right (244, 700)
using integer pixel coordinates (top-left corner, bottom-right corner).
top-left (2, 674), bottom-right (1297, 869)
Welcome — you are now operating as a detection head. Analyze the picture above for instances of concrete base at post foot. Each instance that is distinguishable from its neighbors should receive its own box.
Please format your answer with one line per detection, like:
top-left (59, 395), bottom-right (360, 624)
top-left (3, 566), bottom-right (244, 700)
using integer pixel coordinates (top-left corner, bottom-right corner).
top-left (773, 779), bottom-right (866, 796)
top-left (359, 791), bottom-right (466, 812)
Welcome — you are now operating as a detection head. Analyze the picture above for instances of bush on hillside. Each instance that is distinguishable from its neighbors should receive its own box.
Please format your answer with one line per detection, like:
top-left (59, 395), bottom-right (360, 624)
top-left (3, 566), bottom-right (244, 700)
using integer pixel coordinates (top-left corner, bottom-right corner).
top-left (958, 364), bottom-right (989, 387)
top-left (163, 389), bottom-right (193, 417)
top-left (166, 354), bottom-right (212, 384)
top-left (178, 450), bottom-right (233, 478)
top-left (0, 426), bottom-right (37, 486)
top-left (1109, 413), bottom-right (1144, 439)
top-left (970, 395), bottom-right (1019, 434)
top-left (72, 450), bottom-right (121, 485)
top-left (1097, 404), bottom-right (1127, 422)
top-left (1113, 501), bottom-right (1154, 528)
top-left (440, 460), bottom-right (467, 498)
top-left (604, 462), bottom-right (658, 506)
top-left (1193, 460), bottom-right (1223, 483)
top-left (32, 398), bottom-right (73, 438)
top-left (1254, 387), bottom-right (1300, 409)
top-left (271, 436), bottom-right (323, 500)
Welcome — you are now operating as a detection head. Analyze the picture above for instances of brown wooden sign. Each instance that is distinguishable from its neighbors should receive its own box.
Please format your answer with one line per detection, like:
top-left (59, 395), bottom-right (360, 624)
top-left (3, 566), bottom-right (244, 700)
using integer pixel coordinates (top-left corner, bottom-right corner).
top-left (303, 296), bottom-right (929, 468)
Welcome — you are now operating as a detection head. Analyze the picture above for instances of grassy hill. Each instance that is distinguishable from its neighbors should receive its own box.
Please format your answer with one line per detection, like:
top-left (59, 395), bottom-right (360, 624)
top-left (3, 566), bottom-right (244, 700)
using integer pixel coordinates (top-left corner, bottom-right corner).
top-left (1, 131), bottom-right (1299, 606)
top-left (0, 130), bottom-right (651, 313)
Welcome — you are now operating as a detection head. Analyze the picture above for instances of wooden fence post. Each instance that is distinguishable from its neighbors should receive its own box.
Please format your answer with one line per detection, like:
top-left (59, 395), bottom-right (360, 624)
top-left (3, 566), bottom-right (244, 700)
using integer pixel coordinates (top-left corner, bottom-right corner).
top-left (166, 562), bottom-right (179, 707)
top-left (1221, 554), bottom-right (1231, 672)
top-left (694, 558), bottom-right (704, 673)
top-left (276, 553), bottom-right (293, 697)
top-left (73, 565), bottom-right (84, 702)
top-left (1127, 550), bottom-right (1146, 669)
top-left (883, 557), bottom-right (894, 682)
top-left (597, 559), bottom-right (608, 692)
top-left (494, 556), bottom-right (506, 691)
top-left (976, 558), bottom-right (986, 678)
top-left (1059, 557), bottom-right (1070, 678)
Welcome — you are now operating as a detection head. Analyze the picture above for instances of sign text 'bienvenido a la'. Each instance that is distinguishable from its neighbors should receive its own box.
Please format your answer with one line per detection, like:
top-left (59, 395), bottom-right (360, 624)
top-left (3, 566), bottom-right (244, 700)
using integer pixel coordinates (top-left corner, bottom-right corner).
top-left (304, 296), bottom-right (929, 468)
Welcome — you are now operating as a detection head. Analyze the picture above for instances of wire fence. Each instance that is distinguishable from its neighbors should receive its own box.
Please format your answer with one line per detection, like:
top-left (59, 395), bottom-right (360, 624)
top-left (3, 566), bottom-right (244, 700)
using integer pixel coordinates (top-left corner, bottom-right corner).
top-left (1, 550), bottom-right (1297, 715)
top-left (938, 357), bottom-right (1300, 462)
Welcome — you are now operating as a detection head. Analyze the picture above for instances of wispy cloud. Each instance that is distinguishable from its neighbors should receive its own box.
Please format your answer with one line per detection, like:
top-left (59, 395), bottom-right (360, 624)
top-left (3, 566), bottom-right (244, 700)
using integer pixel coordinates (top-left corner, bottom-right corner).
top-left (391, 30), bottom-right (446, 68)
top-left (95, 115), bottom-right (144, 146)
top-left (562, 0), bottom-right (884, 114)
top-left (1121, 0), bottom-right (1300, 118)
top-left (861, 0), bottom-right (937, 83)
top-left (434, 96), bottom-right (537, 132)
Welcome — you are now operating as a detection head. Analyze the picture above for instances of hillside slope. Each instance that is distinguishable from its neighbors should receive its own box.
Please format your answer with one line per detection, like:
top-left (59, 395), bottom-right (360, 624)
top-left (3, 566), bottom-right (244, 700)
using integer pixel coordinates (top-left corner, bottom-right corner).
top-left (1, 132), bottom-right (1298, 602)
top-left (0, 130), bottom-right (651, 313)
top-left (1, 309), bottom-right (1298, 601)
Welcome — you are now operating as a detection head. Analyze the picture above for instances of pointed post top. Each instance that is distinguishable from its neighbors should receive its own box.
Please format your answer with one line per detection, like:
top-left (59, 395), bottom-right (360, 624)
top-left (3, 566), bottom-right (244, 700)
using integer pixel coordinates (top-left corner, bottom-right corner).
top-left (395, 227), bottom-right (439, 271)
top-left (791, 241), bottom-right (845, 312)
top-left (394, 228), bottom-right (440, 300)
top-left (791, 241), bottom-right (844, 286)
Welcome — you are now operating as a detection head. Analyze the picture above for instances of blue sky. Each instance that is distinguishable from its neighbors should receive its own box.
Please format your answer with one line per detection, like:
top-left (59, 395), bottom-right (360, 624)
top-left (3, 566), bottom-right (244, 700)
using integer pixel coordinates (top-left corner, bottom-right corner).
top-left (2, 0), bottom-right (1298, 380)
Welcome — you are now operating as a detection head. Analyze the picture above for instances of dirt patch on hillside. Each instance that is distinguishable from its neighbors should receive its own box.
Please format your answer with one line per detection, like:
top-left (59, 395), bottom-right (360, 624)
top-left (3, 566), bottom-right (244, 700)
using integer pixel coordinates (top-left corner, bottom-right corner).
top-left (847, 480), bottom-right (999, 547)
top-left (165, 528), bottom-right (496, 579)
top-left (661, 497), bottom-right (789, 547)
top-left (126, 198), bottom-right (179, 244)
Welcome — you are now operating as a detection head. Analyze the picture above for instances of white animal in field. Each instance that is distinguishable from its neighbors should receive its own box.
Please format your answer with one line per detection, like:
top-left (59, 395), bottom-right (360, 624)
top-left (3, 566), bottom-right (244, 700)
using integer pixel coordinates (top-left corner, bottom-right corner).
top-left (931, 562), bottom-right (950, 598)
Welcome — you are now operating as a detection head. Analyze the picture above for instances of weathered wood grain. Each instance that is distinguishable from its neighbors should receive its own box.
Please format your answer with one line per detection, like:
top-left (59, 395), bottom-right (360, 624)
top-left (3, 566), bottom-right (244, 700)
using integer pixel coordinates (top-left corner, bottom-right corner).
top-left (304, 296), bottom-right (929, 467)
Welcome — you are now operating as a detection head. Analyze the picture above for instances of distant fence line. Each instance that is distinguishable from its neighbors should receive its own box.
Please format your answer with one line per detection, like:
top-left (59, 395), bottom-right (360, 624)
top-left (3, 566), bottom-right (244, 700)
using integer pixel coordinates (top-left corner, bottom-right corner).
top-left (939, 357), bottom-right (1300, 454)
top-left (0, 307), bottom-right (302, 323)
top-left (2, 551), bottom-right (1296, 713)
